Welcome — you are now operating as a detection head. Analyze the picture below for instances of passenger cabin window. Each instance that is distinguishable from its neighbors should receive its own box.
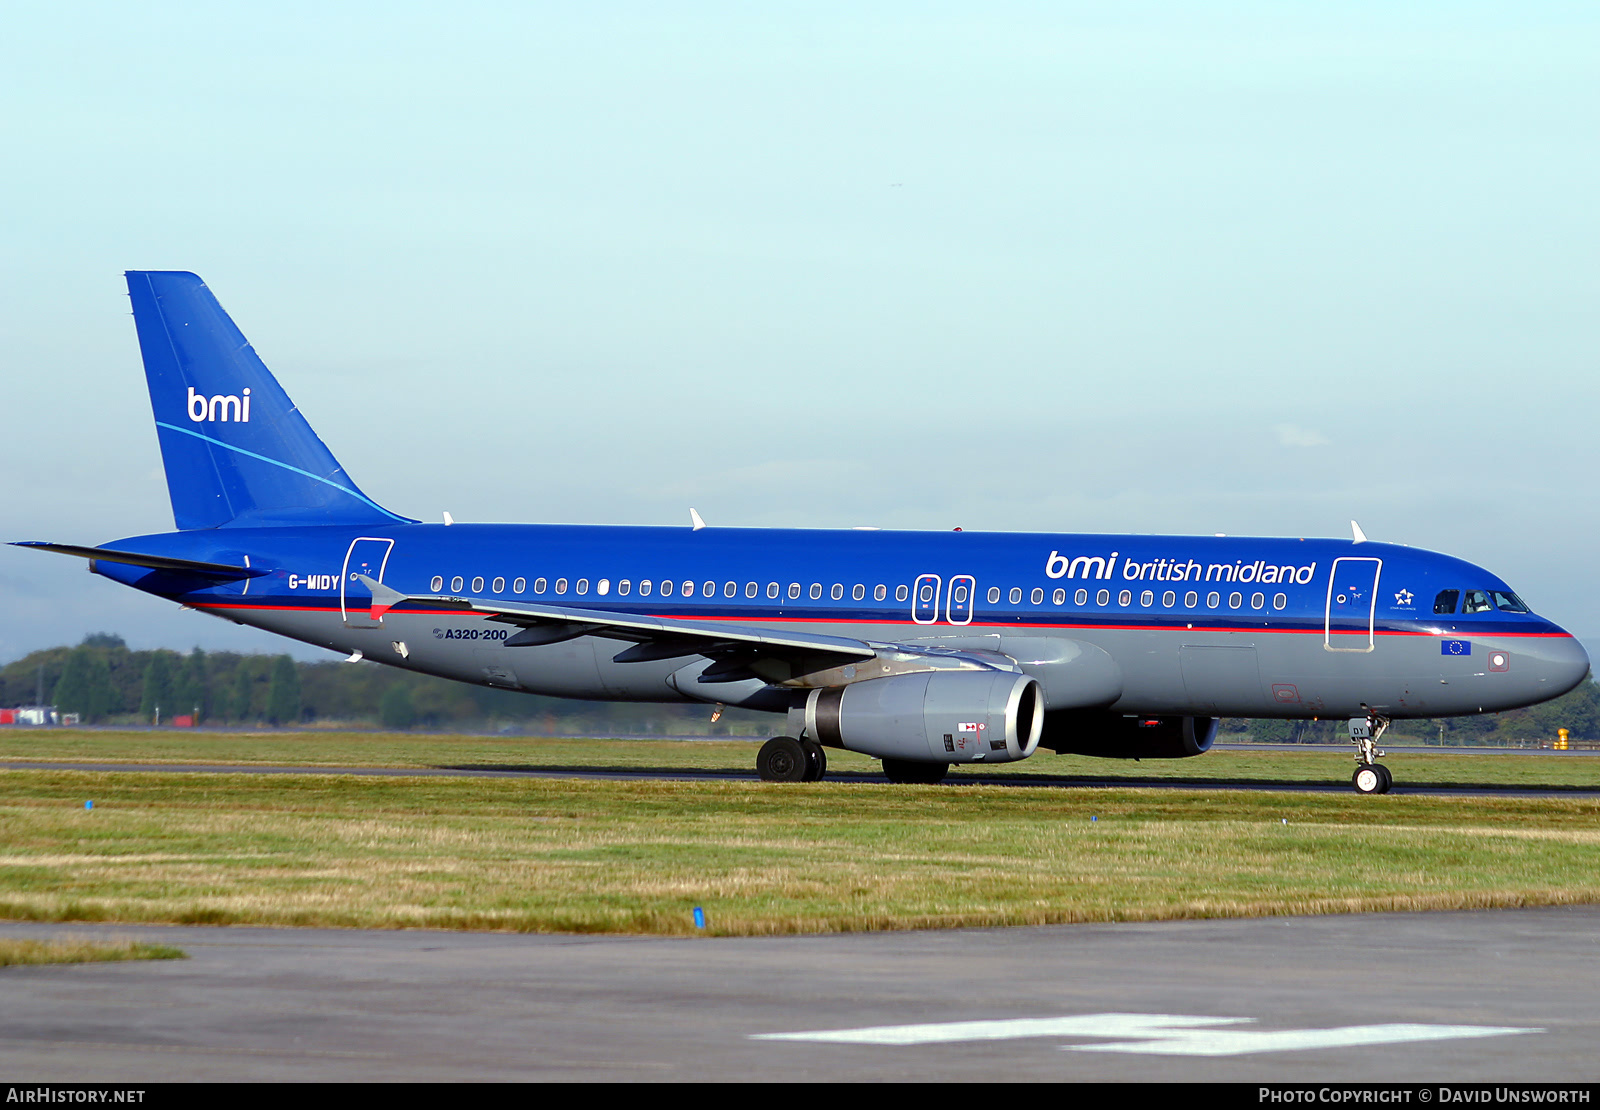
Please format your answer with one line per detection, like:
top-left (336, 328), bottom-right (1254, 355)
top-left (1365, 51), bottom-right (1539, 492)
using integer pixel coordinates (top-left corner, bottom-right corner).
top-left (1096, 589), bottom-right (1110, 605)
top-left (1031, 587), bottom-right (1044, 604)
top-left (895, 585), bottom-right (909, 602)
top-left (1462, 590), bottom-right (1493, 614)
top-left (1010, 587), bottom-right (1023, 604)
top-left (576, 579), bottom-right (589, 595)
top-left (703, 581), bottom-right (715, 598)
top-left (831, 584), bottom-right (844, 600)
top-left (1075, 589), bottom-right (1088, 606)
top-left (639, 580), bottom-right (652, 596)
top-left (811, 583), bottom-right (823, 599)
top-left (534, 577), bottom-right (547, 594)
top-left (450, 576), bottom-right (465, 593)
top-left (1141, 590), bottom-right (1154, 607)
top-left (1433, 590), bottom-right (1459, 615)
top-left (1273, 593), bottom-right (1286, 610)
top-left (555, 578), bottom-right (568, 595)
top-left (767, 582), bottom-right (780, 599)
top-left (513, 577), bottom-right (526, 594)
top-left (618, 580), bottom-right (631, 596)
top-left (874, 584), bottom-right (887, 601)
top-left (430, 575), bottom-right (443, 592)
top-left (1119, 590), bottom-right (1132, 606)
top-left (658, 580), bottom-right (671, 597)
top-left (789, 583), bottom-right (801, 599)
top-left (1052, 588), bottom-right (1065, 605)
top-left (746, 582), bottom-right (758, 598)
top-left (988, 587), bottom-right (1001, 604)
top-left (1227, 592), bottom-right (1241, 609)
top-left (597, 579), bottom-right (610, 596)
top-left (724, 581), bottom-right (736, 598)
top-left (1162, 590), bottom-right (1175, 607)
top-left (492, 577), bottom-right (505, 593)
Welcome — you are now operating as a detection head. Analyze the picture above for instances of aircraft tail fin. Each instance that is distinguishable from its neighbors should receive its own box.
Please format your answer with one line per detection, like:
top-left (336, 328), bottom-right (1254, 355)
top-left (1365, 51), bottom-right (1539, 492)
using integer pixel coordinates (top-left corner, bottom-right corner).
top-left (126, 271), bottom-right (414, 530)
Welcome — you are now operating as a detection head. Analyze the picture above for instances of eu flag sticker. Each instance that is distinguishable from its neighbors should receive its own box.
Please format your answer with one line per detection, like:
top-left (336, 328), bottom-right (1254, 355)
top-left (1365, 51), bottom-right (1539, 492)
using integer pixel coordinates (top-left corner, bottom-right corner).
top-left (1441, 639), bottom-right (1471, 656)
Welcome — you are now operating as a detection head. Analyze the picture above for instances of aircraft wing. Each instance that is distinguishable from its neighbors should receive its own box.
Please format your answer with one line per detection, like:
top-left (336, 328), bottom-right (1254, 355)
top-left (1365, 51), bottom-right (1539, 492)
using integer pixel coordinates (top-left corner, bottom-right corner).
top-left (358, 575), bottom-right (877, 684)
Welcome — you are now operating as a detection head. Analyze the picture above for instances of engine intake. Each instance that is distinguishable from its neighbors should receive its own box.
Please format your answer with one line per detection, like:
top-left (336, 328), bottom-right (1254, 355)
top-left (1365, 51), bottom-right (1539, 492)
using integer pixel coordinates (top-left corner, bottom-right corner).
top-left (805, 671), bottom-right (1044, 764)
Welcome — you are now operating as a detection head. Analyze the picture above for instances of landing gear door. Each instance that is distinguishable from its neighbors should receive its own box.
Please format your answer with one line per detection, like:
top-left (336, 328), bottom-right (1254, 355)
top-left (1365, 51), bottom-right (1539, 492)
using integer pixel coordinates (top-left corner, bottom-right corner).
top-left (1324, 557), bottom-right (1382, 653)
top-left (342, 537), bottom-right (395, 629)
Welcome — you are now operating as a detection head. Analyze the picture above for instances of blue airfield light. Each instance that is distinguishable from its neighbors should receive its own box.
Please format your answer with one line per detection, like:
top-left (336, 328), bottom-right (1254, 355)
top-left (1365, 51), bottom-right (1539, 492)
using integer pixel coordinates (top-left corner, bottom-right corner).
top-left (693, 907), bottom-right (706, 929)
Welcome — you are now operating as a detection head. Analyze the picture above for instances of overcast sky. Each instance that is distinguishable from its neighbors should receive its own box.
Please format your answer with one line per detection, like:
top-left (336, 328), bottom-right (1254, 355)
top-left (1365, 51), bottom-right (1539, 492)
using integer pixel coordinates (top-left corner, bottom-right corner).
top-left (2, 3), bottom-right (1597, 662)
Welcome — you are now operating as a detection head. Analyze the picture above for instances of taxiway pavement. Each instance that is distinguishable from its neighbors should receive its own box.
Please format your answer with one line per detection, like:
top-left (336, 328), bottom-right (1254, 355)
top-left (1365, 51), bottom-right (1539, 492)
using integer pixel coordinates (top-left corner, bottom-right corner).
top-left (1, 907), bottom-right (1596, 1081)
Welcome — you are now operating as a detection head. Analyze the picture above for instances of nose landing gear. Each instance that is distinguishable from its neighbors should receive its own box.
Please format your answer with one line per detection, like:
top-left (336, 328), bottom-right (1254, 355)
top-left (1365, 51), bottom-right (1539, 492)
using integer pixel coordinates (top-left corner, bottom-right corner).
top-left (1349, 712), bottom-right (1392, 794)
top-left (1352, 762), bottom-right (1392, 794)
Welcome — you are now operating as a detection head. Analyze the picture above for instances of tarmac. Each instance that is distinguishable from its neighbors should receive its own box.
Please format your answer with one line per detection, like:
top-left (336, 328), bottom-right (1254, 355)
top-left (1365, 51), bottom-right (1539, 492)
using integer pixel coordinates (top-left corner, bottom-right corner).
top-left (2, 906), bottom-right (1597, 1082)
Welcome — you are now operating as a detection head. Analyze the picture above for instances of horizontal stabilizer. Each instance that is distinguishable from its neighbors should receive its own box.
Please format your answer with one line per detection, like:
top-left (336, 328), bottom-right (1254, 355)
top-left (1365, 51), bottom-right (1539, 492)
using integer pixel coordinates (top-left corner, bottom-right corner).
top-left (11, 541), bottom-right (268, 580)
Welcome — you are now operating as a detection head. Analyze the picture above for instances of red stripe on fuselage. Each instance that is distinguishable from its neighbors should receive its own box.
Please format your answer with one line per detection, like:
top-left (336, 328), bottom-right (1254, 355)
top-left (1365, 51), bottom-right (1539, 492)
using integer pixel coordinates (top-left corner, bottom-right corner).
top-left (187, 601), bottom-right (1572, 638)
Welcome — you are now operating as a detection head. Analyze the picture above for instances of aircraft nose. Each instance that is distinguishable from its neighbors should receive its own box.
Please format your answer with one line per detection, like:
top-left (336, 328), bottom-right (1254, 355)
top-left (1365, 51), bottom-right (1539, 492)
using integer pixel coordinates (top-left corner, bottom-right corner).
top-left (1532, 633), bottom-right (1591, 700)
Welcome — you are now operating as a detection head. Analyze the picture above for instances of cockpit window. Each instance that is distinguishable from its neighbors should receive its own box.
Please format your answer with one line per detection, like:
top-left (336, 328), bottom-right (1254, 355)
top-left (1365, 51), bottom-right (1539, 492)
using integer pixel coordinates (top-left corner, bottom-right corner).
top-left (1490, 590), bottom-right (1529, 613)
top-left (1433, 590), bottom-right (1459, 615)
top-left (1462, 590), bottom-right (1493, 614)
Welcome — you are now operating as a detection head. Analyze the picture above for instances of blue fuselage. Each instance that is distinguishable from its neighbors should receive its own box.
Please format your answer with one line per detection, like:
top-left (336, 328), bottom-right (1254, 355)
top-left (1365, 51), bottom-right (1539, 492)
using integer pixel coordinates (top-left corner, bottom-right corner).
top-left (95, 523), bottom-right (1590, 722)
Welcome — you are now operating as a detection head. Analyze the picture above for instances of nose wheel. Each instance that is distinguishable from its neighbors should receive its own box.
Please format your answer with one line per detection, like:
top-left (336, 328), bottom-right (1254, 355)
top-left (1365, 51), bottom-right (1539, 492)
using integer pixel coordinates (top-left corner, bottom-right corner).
top-left (1348, 712), bottom-right (1393, 794)
top-left (1352, 762), bottom-right (1392, 795)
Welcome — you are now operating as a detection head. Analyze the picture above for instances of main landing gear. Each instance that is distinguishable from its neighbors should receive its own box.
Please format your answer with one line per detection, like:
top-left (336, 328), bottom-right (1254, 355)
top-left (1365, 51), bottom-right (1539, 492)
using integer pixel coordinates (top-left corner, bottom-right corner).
top-left (757, 736), bottom-right (827, 782)
top-left (1348, 712), bottom-right (1393, 795)
top-left (752, 739), bottom-right (950, 785)
top-left (881, 758), bottom-right (949, 785)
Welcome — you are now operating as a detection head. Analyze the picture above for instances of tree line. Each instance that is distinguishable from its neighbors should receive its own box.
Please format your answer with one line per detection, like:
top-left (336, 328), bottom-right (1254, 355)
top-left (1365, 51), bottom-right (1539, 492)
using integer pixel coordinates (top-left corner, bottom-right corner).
top-left (3, 633), bottom-right (1594, 740)
top-left (0, 634), bottom-right (768, 734)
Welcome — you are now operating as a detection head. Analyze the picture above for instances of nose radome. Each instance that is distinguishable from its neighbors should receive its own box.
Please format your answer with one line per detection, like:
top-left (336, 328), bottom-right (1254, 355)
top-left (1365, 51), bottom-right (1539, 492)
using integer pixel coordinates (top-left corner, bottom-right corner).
top-left (1537, 635), bottom-right (1591, 700)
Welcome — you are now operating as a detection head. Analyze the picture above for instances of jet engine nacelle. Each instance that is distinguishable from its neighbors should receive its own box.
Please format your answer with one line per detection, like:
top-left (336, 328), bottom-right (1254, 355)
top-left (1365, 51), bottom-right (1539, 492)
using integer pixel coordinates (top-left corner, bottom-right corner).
top-left (1038, 712), bottom-right (1219, 759)
top-left (805, 671), bottom-right (1044, 764)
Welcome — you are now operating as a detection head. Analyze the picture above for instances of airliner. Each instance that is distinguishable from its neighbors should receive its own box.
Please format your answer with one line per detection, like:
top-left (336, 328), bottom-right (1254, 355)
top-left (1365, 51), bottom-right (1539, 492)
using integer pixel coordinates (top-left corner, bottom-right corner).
top-left (15, 272), bottom-right (1590, 793)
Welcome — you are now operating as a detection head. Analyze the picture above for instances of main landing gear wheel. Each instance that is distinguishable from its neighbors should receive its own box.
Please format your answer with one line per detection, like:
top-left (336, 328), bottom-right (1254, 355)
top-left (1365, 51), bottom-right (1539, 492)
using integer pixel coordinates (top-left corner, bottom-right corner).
top-left (881, 758), bottom-right (949, 785)
top-left (800, 739), bottom-right (827, 782)
top-left (757, 737), bottom-right (809, 783)
top-left (1352, 763), bottom-right (1392, 795)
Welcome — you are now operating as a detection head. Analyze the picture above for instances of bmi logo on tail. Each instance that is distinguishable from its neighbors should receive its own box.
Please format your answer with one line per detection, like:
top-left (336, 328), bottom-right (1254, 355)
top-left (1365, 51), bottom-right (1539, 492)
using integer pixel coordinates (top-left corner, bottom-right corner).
top-left (186, 386), bottom-right (252, 423)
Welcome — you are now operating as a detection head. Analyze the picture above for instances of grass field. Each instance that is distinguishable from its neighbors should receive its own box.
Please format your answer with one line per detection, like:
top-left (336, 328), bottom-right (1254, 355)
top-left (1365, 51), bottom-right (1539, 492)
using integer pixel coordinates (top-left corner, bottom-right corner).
top-left (2, 731), bottom-right (1599, 936)
top-left (0, 938), bottom-right (185, 967)
top-left (4, 728), bottom-right (1600, 788)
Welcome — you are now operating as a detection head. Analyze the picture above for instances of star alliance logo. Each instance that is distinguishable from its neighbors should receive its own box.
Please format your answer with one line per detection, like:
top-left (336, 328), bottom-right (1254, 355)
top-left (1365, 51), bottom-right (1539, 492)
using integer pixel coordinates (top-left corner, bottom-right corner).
top-left (1394, 589), bottom-right (1414, 606)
